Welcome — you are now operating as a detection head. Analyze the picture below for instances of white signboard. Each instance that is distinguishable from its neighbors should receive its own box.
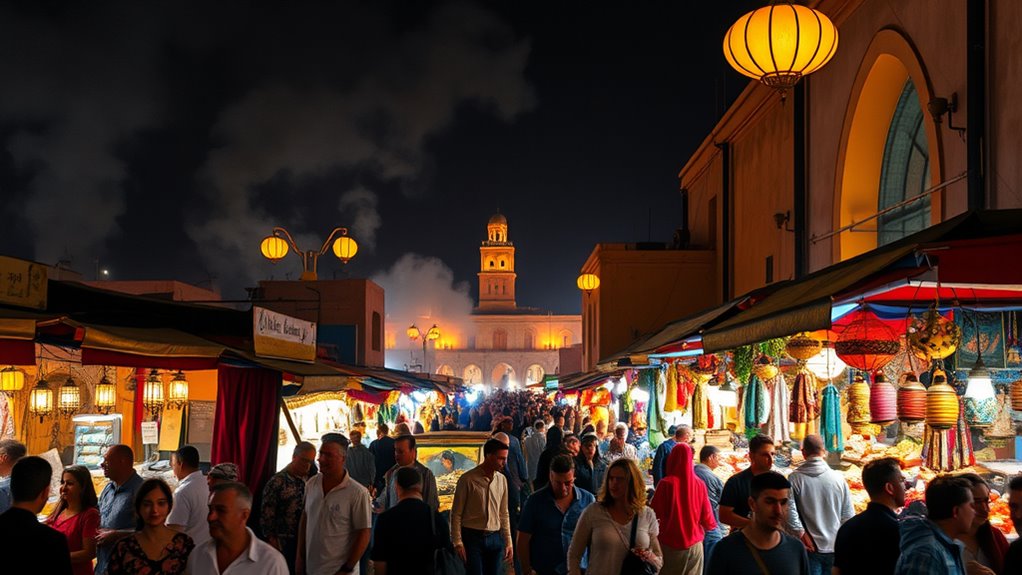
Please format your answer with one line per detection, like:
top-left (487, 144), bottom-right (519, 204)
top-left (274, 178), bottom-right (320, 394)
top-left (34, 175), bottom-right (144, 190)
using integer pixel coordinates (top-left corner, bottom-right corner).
top-left (253, 306), bottom-right (317, 362)
top-left (141, 421), bottom-right (160, 445)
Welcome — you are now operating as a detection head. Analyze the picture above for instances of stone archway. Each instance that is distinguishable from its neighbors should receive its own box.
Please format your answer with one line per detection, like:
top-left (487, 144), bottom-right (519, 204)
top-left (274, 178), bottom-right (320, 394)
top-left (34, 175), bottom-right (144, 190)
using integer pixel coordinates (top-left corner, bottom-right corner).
top-left (490, 363), bottom-right (515, 388)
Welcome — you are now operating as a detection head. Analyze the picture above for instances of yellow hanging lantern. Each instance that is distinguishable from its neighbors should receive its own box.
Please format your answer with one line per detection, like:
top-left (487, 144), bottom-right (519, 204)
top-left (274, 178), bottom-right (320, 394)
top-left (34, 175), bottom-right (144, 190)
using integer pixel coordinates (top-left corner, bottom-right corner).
top-left (167, 370), bottom-right (189, 409)
top-left (926, 369), bottom-right (960, 430)
top-left (29, 377), bottom-right (53, 421)
top-left (1010, 378), bottom-right (1022, 411)
top-left (752, 355), bottom-right (779, 381)
top-left (332, 235), bottom-right (358, 263)
top-left (57, 376), bottom-right (81, 417)
top-left (576, 273), bottom-right (600, 292)
top-left (723, 1), bottom-right (839, 93)
top-left (847, 374), bottom-right (871, 431)
top-left (94, 374), bottom-right (117, 414)
top-left (0, 366), bottom-right (25, 394)
top-left (142, 369), bottom-right (164, 417)
top-left (908, 306), bottom-right (961, 360)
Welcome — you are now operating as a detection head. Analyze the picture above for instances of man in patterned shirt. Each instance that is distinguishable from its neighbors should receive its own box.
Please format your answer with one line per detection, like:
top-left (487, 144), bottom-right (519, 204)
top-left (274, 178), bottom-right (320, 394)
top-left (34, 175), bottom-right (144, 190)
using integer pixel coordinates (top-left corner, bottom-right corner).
top-left (261, 441), bottom-right (316, 573)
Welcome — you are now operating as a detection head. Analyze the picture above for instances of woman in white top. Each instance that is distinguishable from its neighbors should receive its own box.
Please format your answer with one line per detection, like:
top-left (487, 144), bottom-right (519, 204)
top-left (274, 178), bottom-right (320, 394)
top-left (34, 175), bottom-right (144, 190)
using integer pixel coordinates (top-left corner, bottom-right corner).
top-left (567, 457), bottom-right (663, 575)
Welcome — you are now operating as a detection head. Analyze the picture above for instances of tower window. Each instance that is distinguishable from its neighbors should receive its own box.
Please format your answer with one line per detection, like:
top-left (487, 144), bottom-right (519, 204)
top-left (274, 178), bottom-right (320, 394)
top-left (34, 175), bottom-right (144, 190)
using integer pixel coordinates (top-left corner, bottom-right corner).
top-left (500, 260), bottom-right (505, 268)
top-left (489, 261), bottom-right (494, 268)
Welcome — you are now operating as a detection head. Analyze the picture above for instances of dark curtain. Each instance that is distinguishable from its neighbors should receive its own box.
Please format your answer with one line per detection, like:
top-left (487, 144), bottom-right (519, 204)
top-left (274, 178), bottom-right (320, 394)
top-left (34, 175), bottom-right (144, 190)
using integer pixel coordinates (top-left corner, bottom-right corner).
top-left (212, 365), bottom-right (280, 517)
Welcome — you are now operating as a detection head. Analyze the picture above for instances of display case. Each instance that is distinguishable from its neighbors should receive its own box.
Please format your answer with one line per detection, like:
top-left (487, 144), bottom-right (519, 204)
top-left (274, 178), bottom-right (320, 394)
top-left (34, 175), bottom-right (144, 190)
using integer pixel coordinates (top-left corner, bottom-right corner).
top-left (72, 414), bottom-right (122, 469)
top-left (414, 431), bottom-right (490, 512)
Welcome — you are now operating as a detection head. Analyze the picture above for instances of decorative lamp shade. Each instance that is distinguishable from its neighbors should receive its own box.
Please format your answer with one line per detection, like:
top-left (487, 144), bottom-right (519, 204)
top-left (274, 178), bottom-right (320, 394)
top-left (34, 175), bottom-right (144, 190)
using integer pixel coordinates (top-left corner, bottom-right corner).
top-left (260, 235), bottom-right (289, 261)
top-left (426, 324), bottom-right (441, 341)
top-left (1011, 378), bottom-right (1022, 411)
top-left (847, 374), bottom-right (871, 426)
top-left (406, 324), bottom-right (420, 340)
top-left (897, 373), bottom-right (927, 422)
top-left (576, 273), bottom-right (600, 292)
top-left (926, 369), bottom-right (960, 430)
top-left (0, 366), bottom-right (25, 393)
top-left (94, 375), bottom-right (117, 414)
top-left (786, 332), bottom-right (823, 361)
top-left (907, 307), bottom-right (961, 360)
top-left (143, 369), bottom-right (164, 415)
top-left (869, 373), bottom-right (897, 425)
top-left (57, 377), bottom-right (81, 416)
top-left (752, 355), bottom-right (779, 380)
top-left (167, 370), bottom-right (189, 409)
top-left (723, 2), bottom-right (838, 91)
top-left (29, 378), bottom-right (53, 420)
top-left (805, 347), bottom-right (847, 381)
top-left (332, 235), bottom-right (358, 263)
top-left (835, 309), bottom-right (901, 373)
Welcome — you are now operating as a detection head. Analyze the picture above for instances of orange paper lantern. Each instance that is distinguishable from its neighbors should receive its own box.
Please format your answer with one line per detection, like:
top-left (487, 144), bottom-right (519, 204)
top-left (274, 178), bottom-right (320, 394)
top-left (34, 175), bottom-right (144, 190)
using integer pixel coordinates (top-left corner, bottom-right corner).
top-left (835, 309), bottom-right (901, 373)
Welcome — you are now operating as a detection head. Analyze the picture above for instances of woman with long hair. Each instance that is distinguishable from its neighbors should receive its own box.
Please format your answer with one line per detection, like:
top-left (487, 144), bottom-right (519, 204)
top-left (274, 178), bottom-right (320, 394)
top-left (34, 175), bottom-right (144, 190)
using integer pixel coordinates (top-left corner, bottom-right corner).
top-left (956, 473), bottom-right (1008, 574)
top-left (46, 465), bottom-right (101, 575)
top-left (107, 478), bottom-right (194, 575)
top-left (567, 458), bottom-right (663, 575)
top-left (650, 443), bottom-right (716, 575)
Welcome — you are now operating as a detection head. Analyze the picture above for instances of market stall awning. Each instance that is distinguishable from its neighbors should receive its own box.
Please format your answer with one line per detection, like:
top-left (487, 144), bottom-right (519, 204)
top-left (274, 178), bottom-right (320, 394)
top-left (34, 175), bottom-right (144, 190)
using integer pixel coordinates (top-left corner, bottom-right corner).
top-left (597, 298), bottom-right (748, 369)
top-left (79, 323), bottom-right (228, 369)
top-left (0, 309), bottom-right (56, 365)
top-left (559, 369), bottom-right (625, 391)
top-left (700, 210), bottom-right (1022, 353)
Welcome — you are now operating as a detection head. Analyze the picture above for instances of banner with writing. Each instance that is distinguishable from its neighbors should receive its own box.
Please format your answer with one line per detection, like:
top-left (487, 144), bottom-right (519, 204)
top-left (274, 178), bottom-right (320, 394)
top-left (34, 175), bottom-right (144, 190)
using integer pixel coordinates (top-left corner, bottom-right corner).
top-left (253, 306), bottom-right (317, 362)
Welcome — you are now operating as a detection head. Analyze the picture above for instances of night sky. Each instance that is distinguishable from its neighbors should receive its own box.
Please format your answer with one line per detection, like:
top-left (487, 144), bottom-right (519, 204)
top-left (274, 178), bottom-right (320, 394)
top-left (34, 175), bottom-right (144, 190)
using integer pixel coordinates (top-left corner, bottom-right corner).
top-left (0, 1), bottom-right (761, 316)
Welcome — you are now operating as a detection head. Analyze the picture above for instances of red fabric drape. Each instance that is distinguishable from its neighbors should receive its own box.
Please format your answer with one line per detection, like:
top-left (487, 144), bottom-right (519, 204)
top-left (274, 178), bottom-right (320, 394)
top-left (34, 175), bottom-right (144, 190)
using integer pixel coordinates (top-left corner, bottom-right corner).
top-left (0, 339), bottom-right (35, 365)
top-left (211, 366), bottom-right (280, 495)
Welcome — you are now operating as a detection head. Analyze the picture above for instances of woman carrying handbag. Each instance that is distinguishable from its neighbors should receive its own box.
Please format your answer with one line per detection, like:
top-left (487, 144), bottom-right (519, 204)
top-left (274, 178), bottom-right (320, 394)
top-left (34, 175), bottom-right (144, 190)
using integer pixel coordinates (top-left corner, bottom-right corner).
top-left (567, 458), bottom-right (662, 575)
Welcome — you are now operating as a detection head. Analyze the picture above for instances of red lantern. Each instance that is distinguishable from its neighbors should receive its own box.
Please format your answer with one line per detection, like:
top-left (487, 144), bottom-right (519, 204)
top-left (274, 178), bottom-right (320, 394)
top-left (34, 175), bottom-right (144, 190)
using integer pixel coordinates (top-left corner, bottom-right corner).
top-left (835, 309), bottom-right (901, 373)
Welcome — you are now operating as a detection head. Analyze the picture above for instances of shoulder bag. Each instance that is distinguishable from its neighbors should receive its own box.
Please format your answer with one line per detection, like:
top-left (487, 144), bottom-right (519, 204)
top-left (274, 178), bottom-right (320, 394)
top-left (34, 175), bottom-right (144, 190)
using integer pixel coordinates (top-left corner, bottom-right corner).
top-left (617, 511), bottom-right (657, 575)
top-left (430, 508), bottom-right (467, 575)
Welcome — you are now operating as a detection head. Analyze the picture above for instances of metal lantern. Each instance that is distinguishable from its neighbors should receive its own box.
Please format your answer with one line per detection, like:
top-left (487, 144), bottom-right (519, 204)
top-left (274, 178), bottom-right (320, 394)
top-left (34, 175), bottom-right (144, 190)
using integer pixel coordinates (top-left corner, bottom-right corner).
top-left (926, 369), bottom-right (960, 430)
top-left (94, 374), bottom-right (117, 414)
top-left (0, 366), bottom-right (25, 394)
top-left (167, 370), bottom-right (189, 409)
top-left (908, 307), bottom-right (961, 361)
top-left (332, 235), bottom-right (358, 263)
top-left (869, 373), bottom-right (897, 425)
top-left (897, 373), bottom-right (927, 422)
top-left (835, 309), bottom-right (901, 373)
top-left (57, 376), bottom-right (81, 417)
top-left (28, 377), bottom-right (53, 421)
top-left (786, 332), bottom-right (823, 361)
top-left (260, 235), bottom-right (289, 261)
top-left (723, 1), bottom-right (838, 93)
top-left (142, 369), bottom-right (164, 417)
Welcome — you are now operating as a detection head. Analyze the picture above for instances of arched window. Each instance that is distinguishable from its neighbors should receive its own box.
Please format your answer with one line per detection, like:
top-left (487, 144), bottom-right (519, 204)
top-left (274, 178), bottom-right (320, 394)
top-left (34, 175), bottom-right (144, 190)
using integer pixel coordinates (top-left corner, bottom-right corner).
top-left (493, 329), bottom-right (508, 350)
top-left (436, 364), bottom-right (455, 377)
top-left (523, 329), bottom-right (534, 349)
top-left (878, 79), bottom-right (929, 246)
top-left (499, 259), bottom-right (505, 268)
top-left (526, 364), bottom-right (545, 386)
top-left (463, 364), bottom-right (482, 385)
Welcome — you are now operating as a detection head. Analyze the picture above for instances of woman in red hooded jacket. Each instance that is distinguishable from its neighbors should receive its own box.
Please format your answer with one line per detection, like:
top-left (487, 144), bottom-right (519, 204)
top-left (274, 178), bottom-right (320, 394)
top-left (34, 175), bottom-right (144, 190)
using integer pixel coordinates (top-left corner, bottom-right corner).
top-left (650, 442), bottom-right (718, 575)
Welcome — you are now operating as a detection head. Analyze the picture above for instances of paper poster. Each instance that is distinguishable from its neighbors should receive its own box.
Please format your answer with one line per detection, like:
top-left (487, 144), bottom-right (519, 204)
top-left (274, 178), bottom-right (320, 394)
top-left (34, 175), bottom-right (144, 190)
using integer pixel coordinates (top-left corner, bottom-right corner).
top-left (141, 421), bottom-right (159, 445)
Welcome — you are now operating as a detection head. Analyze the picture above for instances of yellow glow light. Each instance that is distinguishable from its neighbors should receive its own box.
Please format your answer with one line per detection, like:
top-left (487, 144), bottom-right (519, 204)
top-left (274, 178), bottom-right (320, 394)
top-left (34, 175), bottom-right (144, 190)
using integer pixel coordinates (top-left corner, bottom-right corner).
top-left (260, 235), bottom-right (289, 261)
top-left (332, 235), bottom-right (358, 263)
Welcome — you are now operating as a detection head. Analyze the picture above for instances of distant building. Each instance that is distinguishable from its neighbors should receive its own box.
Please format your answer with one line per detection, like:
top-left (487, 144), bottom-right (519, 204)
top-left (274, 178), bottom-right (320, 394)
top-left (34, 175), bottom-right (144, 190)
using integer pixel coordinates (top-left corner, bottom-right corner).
top-left (389, 215), bottom-right (581, 389)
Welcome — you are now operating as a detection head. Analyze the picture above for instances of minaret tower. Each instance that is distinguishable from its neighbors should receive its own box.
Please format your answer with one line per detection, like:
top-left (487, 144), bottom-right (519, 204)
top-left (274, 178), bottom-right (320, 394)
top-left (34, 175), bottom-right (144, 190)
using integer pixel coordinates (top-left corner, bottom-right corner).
top-left (477, 213), bottom-right (516, 311)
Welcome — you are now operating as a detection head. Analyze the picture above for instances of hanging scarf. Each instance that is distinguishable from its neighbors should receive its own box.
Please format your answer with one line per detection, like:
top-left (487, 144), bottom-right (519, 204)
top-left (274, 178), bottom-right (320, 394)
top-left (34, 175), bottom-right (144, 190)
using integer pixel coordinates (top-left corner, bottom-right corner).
top-left (790, 370), bottom-right (819, 440)
top-left (646, 369), bottom-right (667, 448)
top-left (676, 364), bottom-right (695, 413)
top-left (692, 380), bottom-right (708, 430)
top-left (923, 397), bottom-right (976, 472)
top-left (820, 384), bottom-right (844, 453)
top-left (743, 374), bottom-right (769, 438)
top-left (665, 364), bottom-right (679, 412)
top-left (765, 375), bottom-right (791, 443)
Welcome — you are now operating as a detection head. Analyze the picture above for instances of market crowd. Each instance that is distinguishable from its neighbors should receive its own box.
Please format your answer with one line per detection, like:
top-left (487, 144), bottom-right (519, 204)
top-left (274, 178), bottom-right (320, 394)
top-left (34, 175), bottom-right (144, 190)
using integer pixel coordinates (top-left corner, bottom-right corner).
top-left (0, 389), bottom-right (1021, 575)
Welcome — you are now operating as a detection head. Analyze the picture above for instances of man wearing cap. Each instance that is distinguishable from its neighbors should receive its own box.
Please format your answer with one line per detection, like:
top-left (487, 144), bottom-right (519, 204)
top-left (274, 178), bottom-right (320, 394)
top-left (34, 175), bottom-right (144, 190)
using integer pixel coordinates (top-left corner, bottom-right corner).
top-left (207, 462), bottom-right (239, 489)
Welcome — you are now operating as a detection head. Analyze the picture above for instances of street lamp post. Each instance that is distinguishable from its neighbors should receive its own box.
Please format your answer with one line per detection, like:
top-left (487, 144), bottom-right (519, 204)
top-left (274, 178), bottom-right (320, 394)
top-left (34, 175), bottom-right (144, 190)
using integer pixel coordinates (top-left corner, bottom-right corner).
top-left (407, 323), bottom-right (441, 373)
top-left (260, 226), bottom-right (358, 281)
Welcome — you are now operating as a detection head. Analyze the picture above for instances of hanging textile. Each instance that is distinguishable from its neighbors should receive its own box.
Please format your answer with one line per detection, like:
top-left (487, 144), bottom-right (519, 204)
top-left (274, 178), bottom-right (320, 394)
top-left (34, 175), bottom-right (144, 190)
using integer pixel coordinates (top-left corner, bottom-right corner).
top-left (820, 384), bottom-right (844, 453)
top-left (664, 364), bottom-right (679, 412)
top-left (922, 397), bottom-right (976, 472)
top-left (345, 388), bottom-right (394, 405)
top-left (645, 369), bottom-right (667, 448)
top-left (692, 380), bottom-right (708, 430)
top-left (789, 370), bottom-right (819, 440)
top-left (743, 375), bottom-right (770, 438)
top-left (581, 388), bottom-right (611, 407)
top-left (211, 366), bottom-right (280, 501)
top-left (765, 375), bottom-right (791, 443)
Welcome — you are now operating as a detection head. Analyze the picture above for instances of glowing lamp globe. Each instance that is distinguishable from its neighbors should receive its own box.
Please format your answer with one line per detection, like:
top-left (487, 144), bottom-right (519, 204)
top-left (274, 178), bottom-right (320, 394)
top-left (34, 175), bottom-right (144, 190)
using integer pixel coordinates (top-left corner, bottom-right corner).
top-left (407, 324), bottom-right (420, 340)
top-left (964, 358), bottom-right (996, 428)
top-left (576, 273), bottom-right (600, 292)
top-left (723, 2), bottom-right (838, 92)
top-left (0, 366), bottom-right (25, 393)
top-left (805, 347), bottom-right (846, 381)
top-left (94, 375), bottom-right (117, 414)
top-left (29, 378), bottom-right (53, 421)
top-left (332, 235), bottom-right (358, 263)
top-left (143, 369), bottom-right (164, 416)
top-left (167, 370), bottom-right (189, 409)
top-left (835, 309), bottom-right (901, 373)
top-left (426, 324), bottom-right (441, 341)
top-left (57, 377), bottom-right (81, 417)
top-left (260, 235), bottom-right (289, 261)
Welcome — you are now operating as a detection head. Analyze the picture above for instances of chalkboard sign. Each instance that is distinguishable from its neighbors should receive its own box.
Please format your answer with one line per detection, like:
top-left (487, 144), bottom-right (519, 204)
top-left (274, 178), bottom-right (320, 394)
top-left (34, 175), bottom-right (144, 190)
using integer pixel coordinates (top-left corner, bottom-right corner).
top-left (188, 401), bottom-right (216, 445)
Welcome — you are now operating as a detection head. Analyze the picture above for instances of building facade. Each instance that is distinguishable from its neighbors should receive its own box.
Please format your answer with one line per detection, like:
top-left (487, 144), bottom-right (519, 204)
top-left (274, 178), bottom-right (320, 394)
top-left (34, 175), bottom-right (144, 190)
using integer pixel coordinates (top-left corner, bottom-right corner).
top-left (388, 214), bottom-right (581, 387)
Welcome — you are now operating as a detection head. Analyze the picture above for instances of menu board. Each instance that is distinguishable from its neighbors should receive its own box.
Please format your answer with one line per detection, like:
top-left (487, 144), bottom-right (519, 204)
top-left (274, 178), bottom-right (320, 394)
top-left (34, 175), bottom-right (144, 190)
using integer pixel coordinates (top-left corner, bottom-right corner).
top-left (187, 401), bottom-right (216, 445)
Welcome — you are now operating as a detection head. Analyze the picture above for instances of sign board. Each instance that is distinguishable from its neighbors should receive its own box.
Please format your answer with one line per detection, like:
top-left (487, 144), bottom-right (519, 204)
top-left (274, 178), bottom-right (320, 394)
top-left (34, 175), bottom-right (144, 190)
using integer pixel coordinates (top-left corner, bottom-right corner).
top-left (158, 406), bottom-right (183, 452)
top-left (187, 400), bottom-right (216, 445)
top-left (141, 421), bottom-right (160, 445)
top-left (0, 255), bottom-right (47, 310)
top-left (253, 306), bottom-right (317, 362)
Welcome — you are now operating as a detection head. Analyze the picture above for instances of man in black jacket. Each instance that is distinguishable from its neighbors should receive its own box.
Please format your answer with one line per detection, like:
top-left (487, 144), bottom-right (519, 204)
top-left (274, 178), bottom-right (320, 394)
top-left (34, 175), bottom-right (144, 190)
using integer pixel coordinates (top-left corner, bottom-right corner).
top-left (0, 456), bottom-right (72, 574)
top-left (372, 466), bottom-right (451, 575)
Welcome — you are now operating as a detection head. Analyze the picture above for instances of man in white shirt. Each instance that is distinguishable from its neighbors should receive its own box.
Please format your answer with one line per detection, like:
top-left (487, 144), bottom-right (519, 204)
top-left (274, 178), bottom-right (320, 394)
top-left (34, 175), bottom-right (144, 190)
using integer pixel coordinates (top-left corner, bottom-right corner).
top-left (297, 436), bottom-right (372, 575)
top-left (186, 481), bottom-right (288, 575)
top-left (167, 445), bottom-right (210, 546)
